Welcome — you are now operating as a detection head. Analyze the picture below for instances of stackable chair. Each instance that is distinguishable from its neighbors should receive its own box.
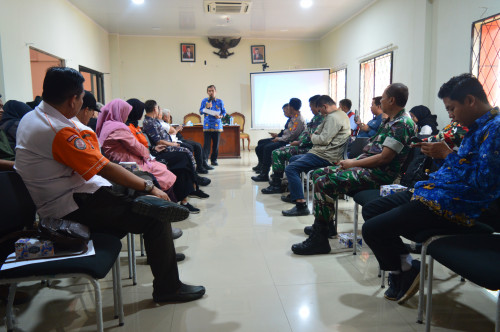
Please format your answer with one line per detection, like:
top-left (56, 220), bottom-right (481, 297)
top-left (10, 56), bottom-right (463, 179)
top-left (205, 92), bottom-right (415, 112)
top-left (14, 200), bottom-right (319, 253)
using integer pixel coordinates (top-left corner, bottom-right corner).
top-left (0, 171), bottom-right (124, 332)
top-left (425, 234), bottom-right (500, 331)
top-left (230, 112), bottom-right (250, 151)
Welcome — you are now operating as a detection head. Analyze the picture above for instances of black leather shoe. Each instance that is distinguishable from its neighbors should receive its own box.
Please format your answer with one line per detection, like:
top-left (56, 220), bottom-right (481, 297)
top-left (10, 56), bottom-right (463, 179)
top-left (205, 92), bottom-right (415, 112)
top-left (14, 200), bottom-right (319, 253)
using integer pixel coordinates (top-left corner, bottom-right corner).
top-left (172, 227), bottom-right (183, 239)
top-left (261, 185), bottom-right (282, 194)
top-left (197, 168), bottom-right (208, 174)
top-left (251, 174), bottom-right (269, 182)
top-left (211, 161), bottom-right (218, 166)
top-left (204, 165), bottom-right (214, 170)
top-left (252, 164), bottom-right (262, 171)
top-left (189, 189), bottom-right (210, 199)
top-left (176, 253), bottom-right (185, 262)
top-left (281, 194), bottom-right (293, 203)
top-left (133, 196), bottom-right (189, 223)
top-left (153, 283), bottom-right (206, 303)
top-left (282, 205), bottom-right (310, 216)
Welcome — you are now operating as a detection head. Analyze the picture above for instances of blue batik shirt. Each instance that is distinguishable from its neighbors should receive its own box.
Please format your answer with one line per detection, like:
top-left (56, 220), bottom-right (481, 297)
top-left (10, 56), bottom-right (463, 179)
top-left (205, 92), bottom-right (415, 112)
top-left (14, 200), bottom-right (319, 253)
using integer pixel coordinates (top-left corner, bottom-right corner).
top-left (358, 113), bottom-right (383, 138)
top-left (199, 98), bottom-right (226, 132)
top-left (412, 107), bottom-right (500, 226)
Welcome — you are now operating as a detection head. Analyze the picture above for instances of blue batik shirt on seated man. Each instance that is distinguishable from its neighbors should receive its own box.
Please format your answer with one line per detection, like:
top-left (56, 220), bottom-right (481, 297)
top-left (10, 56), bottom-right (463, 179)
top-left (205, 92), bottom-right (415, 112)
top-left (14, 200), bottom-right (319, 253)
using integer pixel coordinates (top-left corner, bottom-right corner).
top-left (412, 106), bottom-right (500, 226)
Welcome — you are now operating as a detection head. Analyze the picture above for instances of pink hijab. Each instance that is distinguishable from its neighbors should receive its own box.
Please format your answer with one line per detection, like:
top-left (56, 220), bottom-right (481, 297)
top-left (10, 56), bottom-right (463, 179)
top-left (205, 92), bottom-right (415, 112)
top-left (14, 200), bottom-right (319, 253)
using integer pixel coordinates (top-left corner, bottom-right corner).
top-left (96, 99), bottom-right (133, 145)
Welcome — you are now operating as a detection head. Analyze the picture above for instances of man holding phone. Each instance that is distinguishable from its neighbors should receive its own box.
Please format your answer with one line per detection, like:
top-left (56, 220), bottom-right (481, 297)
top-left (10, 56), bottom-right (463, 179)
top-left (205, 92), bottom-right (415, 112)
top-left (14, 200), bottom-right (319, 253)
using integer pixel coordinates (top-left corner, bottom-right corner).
top-left (200, 85), bottom-right (226, 166)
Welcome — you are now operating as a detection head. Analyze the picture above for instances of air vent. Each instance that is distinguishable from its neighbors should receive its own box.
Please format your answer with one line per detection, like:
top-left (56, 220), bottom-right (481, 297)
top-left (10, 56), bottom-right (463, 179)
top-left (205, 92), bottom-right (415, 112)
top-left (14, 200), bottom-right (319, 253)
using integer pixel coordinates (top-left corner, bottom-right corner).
top-left (204, 1), bottom-right (252, 14)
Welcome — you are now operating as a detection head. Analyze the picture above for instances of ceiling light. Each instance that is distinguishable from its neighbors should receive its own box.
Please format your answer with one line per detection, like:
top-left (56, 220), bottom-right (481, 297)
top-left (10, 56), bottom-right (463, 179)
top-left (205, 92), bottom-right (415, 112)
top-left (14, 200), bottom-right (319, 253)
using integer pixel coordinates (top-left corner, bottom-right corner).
top-left (132, 0), bottom-right (144, 4)
top-left (300, 0), bottom-right (312, 9)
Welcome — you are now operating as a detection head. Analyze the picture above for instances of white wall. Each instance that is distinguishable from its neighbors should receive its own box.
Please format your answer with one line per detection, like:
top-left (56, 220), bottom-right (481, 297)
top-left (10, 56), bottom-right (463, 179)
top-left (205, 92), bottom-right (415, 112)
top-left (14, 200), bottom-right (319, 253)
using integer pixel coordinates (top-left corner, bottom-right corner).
top-left (109, 35), bottom-right (319, 144)
top-left (319, 0), bottom-right (500, 128)
top-left (0, 0), bottom-right (111, 103)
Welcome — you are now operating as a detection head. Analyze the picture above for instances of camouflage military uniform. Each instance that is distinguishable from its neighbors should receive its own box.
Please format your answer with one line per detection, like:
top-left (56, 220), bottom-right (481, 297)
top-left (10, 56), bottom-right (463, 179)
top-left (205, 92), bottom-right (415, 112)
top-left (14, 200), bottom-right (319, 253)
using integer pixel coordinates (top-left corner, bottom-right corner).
top-left (271, 114), bottom-right (324, 173)
top-left (312, 109), bottom-right (416, 222)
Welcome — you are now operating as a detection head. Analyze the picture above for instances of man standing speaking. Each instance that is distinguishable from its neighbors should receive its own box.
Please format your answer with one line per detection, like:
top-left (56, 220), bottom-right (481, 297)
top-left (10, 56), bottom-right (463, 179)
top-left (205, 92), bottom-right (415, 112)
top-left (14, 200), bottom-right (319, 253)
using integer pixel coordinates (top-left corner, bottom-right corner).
top-left (199, 85), bottom-right (226, 166)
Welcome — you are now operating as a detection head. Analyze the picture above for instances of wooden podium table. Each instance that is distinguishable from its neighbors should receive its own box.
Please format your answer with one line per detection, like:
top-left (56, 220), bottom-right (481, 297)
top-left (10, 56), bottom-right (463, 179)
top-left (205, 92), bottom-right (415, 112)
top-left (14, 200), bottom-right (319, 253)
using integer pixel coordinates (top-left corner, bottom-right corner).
top-left (179, 125), bottom-right (241, 158)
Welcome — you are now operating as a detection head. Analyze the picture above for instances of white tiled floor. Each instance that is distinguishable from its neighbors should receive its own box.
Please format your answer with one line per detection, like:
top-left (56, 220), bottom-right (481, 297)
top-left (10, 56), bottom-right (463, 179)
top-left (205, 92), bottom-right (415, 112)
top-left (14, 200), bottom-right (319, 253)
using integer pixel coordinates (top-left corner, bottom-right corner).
top-left (1, 151), bottom-right (497, 331)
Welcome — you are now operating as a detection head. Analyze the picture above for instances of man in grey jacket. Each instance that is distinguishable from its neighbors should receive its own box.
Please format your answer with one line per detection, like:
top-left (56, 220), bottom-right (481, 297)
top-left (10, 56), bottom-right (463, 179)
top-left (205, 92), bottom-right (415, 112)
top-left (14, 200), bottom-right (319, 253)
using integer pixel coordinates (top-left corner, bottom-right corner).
top-left (282, 95), bottom-right (350, 216)
top-left (252, 97), bottom-right (306, 182)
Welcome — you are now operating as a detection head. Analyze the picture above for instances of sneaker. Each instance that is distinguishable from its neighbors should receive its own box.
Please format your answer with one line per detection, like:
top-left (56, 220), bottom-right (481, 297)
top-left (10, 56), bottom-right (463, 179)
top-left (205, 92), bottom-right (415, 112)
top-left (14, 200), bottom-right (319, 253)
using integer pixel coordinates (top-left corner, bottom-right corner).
top-left (132, 196), bottom-right (189, 223)
top-left (153, 283), bottom-right (205, 303)
top-left (182, 202), bottom-right (200, 214)
top-left (189, 189), bottom-right (210, 199)
top-left (291, 226), bottom-right (331, 255)
top-left (282, 205), bottom-right (310, 216)
top-left (384, 273), bottom-right (401, 301)
top-left (397, 260), bottom-right (421, 304)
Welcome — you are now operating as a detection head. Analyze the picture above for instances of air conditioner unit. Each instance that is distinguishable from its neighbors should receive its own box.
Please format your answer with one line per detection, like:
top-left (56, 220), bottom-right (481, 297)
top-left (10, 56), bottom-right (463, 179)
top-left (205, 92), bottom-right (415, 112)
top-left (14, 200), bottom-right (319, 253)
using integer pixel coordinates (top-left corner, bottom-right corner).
top-left (204, 1), bottom-right (252, 14)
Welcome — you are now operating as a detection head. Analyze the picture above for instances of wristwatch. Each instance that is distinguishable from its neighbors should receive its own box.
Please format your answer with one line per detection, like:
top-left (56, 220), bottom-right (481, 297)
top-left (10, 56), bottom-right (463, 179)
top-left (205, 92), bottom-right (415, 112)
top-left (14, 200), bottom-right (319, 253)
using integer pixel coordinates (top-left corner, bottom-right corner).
top-left (144, 180), bottom-right (154, 193)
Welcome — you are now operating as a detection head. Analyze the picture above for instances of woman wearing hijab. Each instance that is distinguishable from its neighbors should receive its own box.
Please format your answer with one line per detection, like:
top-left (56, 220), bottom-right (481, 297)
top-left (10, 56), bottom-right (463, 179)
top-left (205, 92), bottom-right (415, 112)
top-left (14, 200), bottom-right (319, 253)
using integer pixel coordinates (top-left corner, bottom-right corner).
top-left (96, 99), bottom-right (177, 196)
top-left (409, 105), bottom-right (439, 136)
top-left (0, 100), bottom-right (32, 151)
top-left (100, 98), bottom-right (200, 213)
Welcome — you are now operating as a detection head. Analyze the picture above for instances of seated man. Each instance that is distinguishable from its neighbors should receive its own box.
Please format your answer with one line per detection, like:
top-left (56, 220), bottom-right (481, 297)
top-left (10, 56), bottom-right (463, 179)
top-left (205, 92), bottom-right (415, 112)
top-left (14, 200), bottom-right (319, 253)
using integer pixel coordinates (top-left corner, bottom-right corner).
top-left (357, 96), bottom-right (384, 138)
top-left (292, 83), bottom-right (416, 255)
top-left (14, 67), bottom-right (205, 303)
top-left (281, 95), bottom-right (350, 216)
top-left (339, 98), bottom-right (358, 136)
top-left (253, 103), bottom-right (291, 173)
top-left (362, 74), bottom-right (500, 304)
top-left (252, 98), bottom-right (306, 182)
top-left (261, 95), bottom-right (324, 194)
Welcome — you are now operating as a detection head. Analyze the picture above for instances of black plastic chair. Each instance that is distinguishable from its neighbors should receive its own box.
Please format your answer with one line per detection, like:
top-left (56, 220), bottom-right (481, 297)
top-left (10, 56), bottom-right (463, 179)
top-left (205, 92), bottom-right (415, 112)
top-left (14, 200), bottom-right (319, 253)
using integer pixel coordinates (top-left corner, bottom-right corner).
top-left (425, 234), bottom-right (500, 332)
top-left (0, 171), bottom-right (124, 332)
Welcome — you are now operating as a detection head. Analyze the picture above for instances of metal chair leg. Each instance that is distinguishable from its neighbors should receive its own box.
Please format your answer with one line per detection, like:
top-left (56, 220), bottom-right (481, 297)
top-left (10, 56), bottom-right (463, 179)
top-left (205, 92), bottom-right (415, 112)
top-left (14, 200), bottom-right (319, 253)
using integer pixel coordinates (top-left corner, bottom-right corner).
top-left (127, 233), bottom-right (133, 279)
top-left (140, 234), bottom-right (145, 257)
top-left (130, 234), bottom-right (137, 286)
top-left (417, 241), bottom-right (430, 324)
top-left (424, 257), bottom-right (435, 331)
top-left (112, 263), bottom-right (118, 319)
top-left (6, 283), bottom-right (17, 332)
top-left (89, 279), bottom-right (103, 332)
top-left (496, 292), bottom-right (500, 332)
top-left (114, 257), bottom-right (125, 326)
top-left (353, 202), bottom-right (359, 255)
top-left (381, 270), bottom-right (386, 288)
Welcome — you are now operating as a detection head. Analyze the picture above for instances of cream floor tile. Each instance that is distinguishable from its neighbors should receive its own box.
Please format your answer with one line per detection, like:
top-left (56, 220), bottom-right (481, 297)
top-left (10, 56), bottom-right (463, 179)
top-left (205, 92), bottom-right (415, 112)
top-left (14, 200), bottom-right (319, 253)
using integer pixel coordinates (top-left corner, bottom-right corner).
top-left (170, 284), bottom-right (291, 332)
top-left (276, 281), bottom-right (416, 332)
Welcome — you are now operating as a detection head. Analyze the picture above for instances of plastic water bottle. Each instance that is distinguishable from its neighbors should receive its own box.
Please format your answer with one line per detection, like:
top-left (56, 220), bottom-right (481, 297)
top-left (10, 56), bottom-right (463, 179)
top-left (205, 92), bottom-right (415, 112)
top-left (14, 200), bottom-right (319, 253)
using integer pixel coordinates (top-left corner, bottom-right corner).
top-left (230, 117), bottom-right (234, 125)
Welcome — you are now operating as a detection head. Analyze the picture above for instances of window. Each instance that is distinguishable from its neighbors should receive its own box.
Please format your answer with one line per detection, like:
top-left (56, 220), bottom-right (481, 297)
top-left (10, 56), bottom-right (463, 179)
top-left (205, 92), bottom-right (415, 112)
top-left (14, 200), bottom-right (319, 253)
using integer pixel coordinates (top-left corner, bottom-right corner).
top-left (330, 68), bottom-right (346, 104)
top-left (30, 48), bottom-right (64, 99)
top-left (471, 13), bottom-right (500, 106)
top-left (359, 52), bottom-right (392, 123)
top-left (79, 66), bottom-right (105, 103)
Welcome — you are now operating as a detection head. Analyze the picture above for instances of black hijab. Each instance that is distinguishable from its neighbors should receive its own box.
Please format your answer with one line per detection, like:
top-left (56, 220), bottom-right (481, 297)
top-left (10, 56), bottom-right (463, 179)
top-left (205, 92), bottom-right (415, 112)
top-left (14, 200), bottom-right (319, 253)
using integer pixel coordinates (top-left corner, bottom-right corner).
top-left (410, 105), bottom-right (439, 135)
top-left (0, 100), bottom-right (32, 131)
top-left (125, 98), bottom-right (145, 127)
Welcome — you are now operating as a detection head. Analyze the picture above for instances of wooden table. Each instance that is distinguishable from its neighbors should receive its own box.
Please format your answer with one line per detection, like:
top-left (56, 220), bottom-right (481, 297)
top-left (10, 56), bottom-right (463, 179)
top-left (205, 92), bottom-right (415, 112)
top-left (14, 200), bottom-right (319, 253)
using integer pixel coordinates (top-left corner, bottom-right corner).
top-left (179, 125), bottom-right (241, 158)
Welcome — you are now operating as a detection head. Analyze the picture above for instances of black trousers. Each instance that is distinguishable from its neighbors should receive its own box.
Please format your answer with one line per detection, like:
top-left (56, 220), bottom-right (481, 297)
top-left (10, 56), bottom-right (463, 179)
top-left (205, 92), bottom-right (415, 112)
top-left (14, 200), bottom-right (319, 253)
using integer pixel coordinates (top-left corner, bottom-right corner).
top-left (261, 141), bottom-right (287, 174)
top-left (255, 138), bottom-right (274, 163)
top-left (361, 199), bottom-right (466, 271)
top-left (180, 139), bottom-right (206, 170)
top-left (203, 131), bottom-right (221, 163)
top-left (64, 187), bottom-right (181, 295)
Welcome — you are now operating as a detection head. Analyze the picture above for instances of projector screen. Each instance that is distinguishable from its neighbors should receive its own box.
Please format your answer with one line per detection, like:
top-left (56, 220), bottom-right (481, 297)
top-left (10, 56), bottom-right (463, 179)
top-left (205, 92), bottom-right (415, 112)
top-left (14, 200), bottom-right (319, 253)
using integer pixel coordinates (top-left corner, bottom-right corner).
top-left (250, 69), bottom-right (330, 129)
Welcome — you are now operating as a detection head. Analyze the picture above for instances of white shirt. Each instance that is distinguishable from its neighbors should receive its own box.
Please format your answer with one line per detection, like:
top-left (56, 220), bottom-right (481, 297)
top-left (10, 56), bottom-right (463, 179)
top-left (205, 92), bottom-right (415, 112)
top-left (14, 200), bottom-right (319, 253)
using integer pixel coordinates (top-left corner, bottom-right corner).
top-left (15, 102), bottom-right (110, 218)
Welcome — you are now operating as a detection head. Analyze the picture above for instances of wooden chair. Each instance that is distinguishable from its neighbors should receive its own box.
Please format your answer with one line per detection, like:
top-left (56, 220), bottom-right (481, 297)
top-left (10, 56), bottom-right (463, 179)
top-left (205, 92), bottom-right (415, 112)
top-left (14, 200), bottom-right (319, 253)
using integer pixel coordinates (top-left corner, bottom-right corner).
top-left (230, 112), bottom-right (250, 151)
top-left (183, 113), bottom-right (201, 125)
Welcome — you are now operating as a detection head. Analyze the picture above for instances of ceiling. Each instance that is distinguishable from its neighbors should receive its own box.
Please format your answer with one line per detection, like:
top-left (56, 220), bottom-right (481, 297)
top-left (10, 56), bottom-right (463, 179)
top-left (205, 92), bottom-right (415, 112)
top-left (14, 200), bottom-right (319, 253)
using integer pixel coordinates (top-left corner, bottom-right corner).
top-left (68, 0), bottom-right (376, 40)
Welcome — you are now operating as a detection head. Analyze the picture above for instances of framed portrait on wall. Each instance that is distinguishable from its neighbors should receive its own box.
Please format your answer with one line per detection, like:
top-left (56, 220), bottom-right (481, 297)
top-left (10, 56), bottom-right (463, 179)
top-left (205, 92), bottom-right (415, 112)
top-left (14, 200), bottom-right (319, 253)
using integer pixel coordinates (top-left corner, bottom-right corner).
top-left (251, 45), bottom-right (265, 64)
top-left (181, 43), bottom-right (195, 62)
